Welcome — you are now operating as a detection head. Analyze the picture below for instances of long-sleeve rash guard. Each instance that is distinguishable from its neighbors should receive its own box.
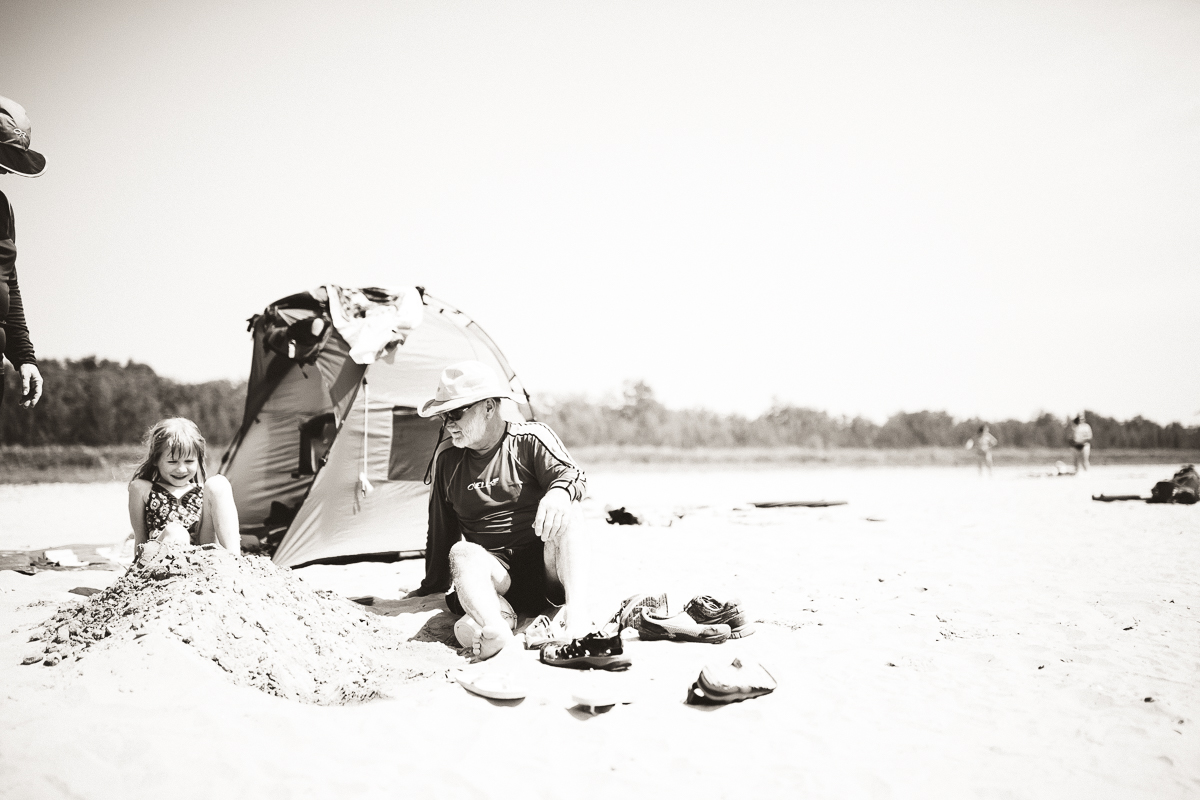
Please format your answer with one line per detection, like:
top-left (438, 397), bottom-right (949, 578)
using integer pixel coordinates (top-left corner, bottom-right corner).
top-left (0, 190), bottom-right (37, 370)
top-left (418, 420), bottom-right (586, 594)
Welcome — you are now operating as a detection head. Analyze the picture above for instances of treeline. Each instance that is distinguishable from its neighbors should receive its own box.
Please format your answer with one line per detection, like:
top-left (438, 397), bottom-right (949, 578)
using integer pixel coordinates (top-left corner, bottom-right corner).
top-left (535, 381), bottom-right (1200, 450)
top-left (1, 358), bottom-right (246, 446)
top-left (4, 365), bottom-right (1198, 451)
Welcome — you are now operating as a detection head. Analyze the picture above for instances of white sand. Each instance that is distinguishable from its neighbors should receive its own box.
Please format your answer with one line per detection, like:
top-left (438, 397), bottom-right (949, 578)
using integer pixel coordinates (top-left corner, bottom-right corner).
top-left (1, 465), bottom-right (1196, 799)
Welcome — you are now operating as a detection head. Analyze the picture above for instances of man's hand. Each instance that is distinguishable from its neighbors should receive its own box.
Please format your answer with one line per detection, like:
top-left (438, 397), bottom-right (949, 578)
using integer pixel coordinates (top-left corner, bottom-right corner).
top-left (20, 363), bottom-right (43, 408)
top-left (533, 487), bottom-right (572, 542)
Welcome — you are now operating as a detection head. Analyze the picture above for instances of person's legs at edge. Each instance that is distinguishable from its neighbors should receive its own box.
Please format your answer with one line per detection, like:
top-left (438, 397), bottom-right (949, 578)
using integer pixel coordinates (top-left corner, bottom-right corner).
top-left (544, 506), bottom-right (592, 638)
top-left (984, 451), bottom-right (993, 477)
top-left (1080, 443), bottom-right (1090, 472)
top-left (198, 475), bottom-right (241, 552)
top-left (450, 541), bottom-right (516, 660)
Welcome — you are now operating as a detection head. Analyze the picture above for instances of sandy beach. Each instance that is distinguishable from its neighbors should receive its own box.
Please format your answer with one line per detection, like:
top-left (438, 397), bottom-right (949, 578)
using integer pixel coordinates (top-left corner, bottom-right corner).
top-left (1, 463), bottom-right (1196, 799)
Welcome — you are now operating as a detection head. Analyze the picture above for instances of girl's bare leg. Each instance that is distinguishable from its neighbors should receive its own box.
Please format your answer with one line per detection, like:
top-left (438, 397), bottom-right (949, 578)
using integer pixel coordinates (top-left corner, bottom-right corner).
top-left (198, 475), bottom-right (240, 552)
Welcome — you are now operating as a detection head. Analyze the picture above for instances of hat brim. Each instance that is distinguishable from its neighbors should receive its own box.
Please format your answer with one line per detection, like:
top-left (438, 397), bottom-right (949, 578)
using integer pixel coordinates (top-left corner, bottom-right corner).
top-left (419, 391), bottom-right (514, 419)
top-left (0, 145), bottom-right (45, 177)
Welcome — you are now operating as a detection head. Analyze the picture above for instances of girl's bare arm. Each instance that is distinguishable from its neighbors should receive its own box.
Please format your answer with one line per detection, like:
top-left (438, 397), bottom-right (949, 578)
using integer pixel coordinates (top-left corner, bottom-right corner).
top-left (128, 480), bottom-right (151, 546)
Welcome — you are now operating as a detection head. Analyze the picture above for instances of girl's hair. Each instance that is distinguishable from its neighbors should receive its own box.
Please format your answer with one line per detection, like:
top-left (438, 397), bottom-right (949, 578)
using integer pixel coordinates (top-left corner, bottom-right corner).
top-left (132, 418), bottom-right (208, 484)
top-left (978, 424), bottom-right (987, 435)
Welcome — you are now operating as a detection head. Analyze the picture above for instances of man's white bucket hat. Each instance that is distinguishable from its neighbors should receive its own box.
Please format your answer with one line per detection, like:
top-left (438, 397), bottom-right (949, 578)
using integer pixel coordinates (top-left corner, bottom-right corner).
top-left (419, 360), bottom-right (514, 418)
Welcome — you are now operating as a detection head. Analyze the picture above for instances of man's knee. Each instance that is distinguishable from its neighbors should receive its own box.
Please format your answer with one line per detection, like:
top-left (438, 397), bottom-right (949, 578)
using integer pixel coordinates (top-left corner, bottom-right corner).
top-left (550, 515), bottom-right (583, 556)
top-left (450, 541), bottom-right (496, 581)
top-left (545, 523), bottom-right (584, 579)
top-left (449, 540), bottom-right (483, 569)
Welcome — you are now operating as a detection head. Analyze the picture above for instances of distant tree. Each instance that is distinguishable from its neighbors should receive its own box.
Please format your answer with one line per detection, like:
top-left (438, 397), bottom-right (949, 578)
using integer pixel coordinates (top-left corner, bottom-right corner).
top-left (875, 411), bottom-right (958, 448)
top-left (8, 368), bottom-right (1198, 451)
top-left (756, 405), bottom-right (840, 449)
top-left (1, 358), bottom-right (245, 446)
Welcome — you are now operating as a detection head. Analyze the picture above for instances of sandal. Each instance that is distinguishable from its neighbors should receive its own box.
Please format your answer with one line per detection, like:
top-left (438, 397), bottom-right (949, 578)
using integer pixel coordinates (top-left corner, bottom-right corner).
top-left (541, 631), bottom-right (632, 671)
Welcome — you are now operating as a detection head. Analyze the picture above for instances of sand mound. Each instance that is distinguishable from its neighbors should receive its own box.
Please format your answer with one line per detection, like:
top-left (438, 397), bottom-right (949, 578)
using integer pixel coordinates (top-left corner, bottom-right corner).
top-left (21, 542), bottom-right (454, 704)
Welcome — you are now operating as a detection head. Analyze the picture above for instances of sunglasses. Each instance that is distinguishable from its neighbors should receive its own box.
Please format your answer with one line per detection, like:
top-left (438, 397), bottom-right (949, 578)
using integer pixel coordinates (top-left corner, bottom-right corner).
top-left (440, 400), bottom-right (482, 423)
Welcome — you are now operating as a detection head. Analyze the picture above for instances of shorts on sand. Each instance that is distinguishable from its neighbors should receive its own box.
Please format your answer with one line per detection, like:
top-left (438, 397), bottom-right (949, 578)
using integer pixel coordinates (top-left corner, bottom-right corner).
top-left (445, 539), bottom-right (565, 617)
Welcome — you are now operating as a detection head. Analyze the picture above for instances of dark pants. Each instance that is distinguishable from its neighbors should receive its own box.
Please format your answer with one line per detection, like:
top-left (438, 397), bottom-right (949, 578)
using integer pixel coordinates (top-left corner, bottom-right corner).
top-left (446, 539), bottom-right (566, 617)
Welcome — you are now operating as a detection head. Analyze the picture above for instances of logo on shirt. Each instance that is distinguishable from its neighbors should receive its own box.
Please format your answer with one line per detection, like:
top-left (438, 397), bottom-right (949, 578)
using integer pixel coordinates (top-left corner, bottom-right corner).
top-left (467, 477), bottom-right (501, 492)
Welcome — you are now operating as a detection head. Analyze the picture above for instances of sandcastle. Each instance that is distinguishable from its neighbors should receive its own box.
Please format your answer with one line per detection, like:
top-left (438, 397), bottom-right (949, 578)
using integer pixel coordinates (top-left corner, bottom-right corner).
top-left (22, 542), bottom-right (456, 704)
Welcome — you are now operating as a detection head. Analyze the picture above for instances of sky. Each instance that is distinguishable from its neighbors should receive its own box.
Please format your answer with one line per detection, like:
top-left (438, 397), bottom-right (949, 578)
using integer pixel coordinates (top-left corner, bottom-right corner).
top-left (2, 0), bottom-right (1198, 425)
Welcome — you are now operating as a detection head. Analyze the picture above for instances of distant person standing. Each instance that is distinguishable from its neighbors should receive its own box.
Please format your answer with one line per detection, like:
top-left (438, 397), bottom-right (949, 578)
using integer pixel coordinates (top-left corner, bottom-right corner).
top-left (966, 423), bottom-right (998, 476)
top-left (1069, 413), bottom-right (1092, 473)
top-left (0, 95), bottom-right (45, 409)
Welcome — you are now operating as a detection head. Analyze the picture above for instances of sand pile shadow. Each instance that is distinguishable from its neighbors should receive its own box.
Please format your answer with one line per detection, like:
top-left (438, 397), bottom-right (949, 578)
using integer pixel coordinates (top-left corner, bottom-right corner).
top-left (22, 542), bottom-right (459, 704)
top-left (350, 595), bottom-right (460, 647)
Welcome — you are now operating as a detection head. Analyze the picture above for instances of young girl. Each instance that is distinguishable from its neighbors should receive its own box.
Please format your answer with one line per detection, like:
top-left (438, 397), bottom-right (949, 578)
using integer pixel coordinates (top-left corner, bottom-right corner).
top-left (128, 418), bottom-right (240, 552)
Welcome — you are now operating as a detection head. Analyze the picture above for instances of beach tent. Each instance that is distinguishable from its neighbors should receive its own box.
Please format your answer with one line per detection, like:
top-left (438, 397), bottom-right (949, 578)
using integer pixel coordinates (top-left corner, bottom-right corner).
top-left (219, 285), bottom-right (531, 568)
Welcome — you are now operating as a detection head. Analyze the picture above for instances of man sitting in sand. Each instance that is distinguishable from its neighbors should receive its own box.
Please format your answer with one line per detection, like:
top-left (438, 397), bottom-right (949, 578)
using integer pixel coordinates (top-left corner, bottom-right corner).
top-left (408, 361), bottom-right (589, 661)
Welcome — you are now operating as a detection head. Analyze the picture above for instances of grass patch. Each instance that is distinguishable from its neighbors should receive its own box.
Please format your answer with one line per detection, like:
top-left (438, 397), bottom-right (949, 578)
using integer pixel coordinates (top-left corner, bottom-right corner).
top-left (2, 445), bottom-right (152, 484)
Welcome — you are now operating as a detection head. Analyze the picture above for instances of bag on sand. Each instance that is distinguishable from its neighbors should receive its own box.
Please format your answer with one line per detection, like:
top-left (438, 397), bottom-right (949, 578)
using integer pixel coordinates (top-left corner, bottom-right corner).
top-left (1148, 465), bottom-right (1199, 505)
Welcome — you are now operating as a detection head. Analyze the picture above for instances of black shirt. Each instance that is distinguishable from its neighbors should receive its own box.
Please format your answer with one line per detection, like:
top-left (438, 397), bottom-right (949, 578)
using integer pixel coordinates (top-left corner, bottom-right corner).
top-left (419, 420), bottom-right (587, 594)
top-left (0, 189), bottom-right (37, 369)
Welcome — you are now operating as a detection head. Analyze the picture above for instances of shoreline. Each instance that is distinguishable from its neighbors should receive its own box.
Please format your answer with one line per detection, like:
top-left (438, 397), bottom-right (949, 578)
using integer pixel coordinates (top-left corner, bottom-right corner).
top-left (573, 445), bottom-right (1199, 469)
top-left (2, 444), bottom-right (1197, 484)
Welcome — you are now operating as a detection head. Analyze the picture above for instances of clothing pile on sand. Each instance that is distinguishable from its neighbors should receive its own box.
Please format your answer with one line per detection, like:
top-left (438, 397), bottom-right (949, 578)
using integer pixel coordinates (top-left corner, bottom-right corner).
top-left (21, 542), bottom-right (457, 704)
top-left (1149, 465), bottom-right (1199, 505)
top-left (1092, 465), bottom-right (1200, 504)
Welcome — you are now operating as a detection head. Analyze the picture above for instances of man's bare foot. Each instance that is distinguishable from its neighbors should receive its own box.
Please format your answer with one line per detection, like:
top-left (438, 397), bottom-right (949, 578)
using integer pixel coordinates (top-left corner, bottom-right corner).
top-left (474, 625), bottom-right (519, 661)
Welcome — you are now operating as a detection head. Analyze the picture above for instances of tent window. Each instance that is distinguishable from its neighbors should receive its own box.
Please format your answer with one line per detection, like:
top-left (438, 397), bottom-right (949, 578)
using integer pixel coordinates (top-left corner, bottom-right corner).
top-left (389, 407), bottom-right (443, 481)
top-left (296, 413), bottom-right (338, 476)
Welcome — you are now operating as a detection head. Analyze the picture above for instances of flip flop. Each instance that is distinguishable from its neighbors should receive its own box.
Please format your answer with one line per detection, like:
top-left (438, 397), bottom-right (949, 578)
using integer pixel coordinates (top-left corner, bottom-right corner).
top-left (686, 657), bottom-right (777, 705)
top-left (453, 669), bottom-right (529, 701)
top-left (572, 689), bottom-right (631, 713)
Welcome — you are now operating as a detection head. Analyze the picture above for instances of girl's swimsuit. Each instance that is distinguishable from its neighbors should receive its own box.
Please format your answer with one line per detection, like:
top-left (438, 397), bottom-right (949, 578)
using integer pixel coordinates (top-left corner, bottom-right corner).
top-left (145, 482), bottom-right (203, 543)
